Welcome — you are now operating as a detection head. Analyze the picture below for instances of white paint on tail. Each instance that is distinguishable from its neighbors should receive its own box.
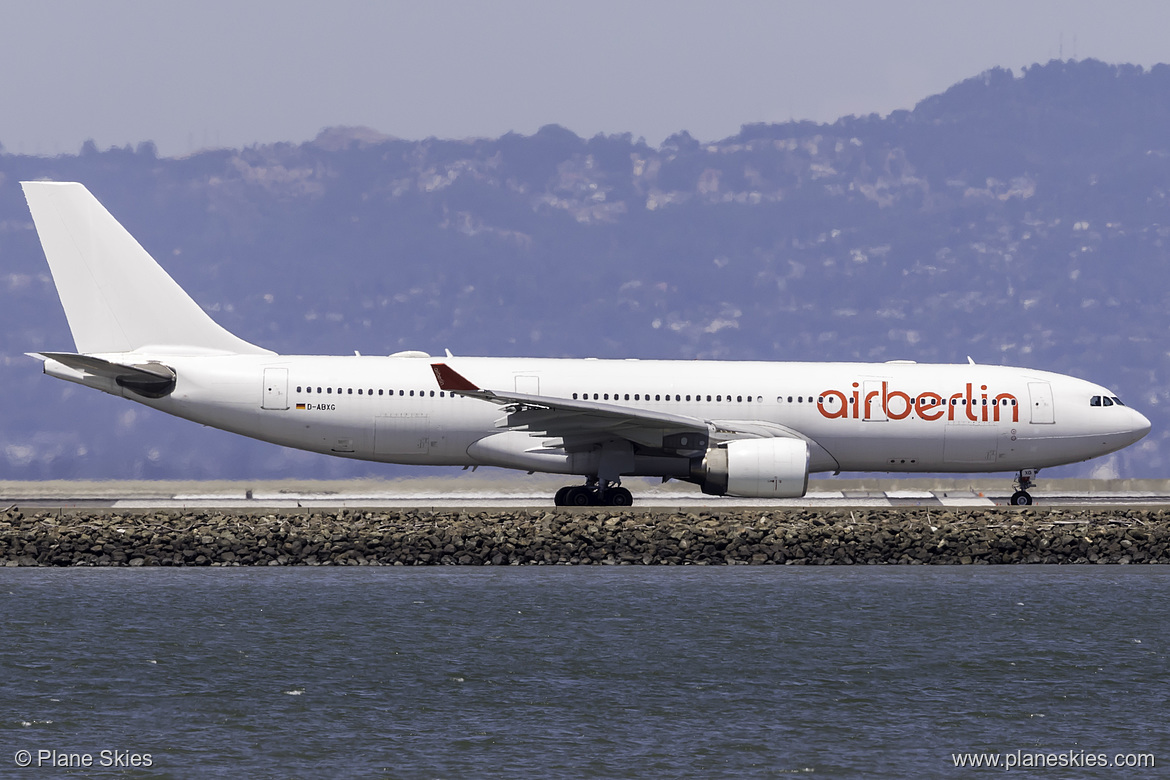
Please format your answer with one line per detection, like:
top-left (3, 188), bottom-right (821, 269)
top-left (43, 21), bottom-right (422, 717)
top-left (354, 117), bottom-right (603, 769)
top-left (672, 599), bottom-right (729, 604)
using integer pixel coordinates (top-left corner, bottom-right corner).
top-left (21, 181), bottom-right (271, 356)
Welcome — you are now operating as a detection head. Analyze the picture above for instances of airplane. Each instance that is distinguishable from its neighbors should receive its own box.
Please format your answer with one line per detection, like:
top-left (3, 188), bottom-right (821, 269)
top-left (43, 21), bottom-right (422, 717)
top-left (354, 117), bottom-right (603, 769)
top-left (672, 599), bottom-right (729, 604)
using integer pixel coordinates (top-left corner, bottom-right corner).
top-left (22, 181), bottom-right (1151, 506)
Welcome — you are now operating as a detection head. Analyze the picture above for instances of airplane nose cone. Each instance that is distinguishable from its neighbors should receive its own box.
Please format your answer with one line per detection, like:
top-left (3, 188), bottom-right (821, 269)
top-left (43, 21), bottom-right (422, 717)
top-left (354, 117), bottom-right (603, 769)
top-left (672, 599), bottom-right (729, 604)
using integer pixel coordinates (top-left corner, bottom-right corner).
top-left (1128, 408), bottom-right (1152, 444)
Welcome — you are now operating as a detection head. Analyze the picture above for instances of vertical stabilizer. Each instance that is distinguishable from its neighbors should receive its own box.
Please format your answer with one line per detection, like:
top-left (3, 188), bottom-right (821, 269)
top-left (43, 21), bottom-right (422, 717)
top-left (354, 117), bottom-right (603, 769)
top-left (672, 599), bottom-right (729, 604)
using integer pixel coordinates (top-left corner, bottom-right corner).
top-left (22, 181), bottom-right (271, 355)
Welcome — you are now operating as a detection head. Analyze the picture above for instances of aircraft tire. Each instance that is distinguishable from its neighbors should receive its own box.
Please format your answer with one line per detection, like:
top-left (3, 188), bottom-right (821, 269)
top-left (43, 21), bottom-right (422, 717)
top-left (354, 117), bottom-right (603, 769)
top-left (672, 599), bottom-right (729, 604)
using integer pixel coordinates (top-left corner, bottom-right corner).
top-left (606, 487), bottom-right (633, 506)
top-left (566, 486), bottom-right (595, 506)
top-left (1010, 490), bottom-right (1033, 506)
top-left (554, 486), bottom-right (571, 506)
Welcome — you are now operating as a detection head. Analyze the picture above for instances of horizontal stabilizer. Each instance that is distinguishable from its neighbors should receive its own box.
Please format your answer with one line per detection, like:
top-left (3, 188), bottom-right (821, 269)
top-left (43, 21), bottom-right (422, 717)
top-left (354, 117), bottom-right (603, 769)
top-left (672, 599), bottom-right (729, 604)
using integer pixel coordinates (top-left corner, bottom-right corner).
top-left (30, 352), bottom-right (177, 398)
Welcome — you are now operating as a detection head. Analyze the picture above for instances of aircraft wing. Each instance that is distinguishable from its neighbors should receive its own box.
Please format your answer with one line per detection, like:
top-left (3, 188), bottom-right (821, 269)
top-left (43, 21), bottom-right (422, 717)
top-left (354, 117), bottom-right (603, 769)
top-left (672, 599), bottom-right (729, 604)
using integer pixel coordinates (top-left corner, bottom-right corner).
top-left (431, 362), bottom-right (785, 457)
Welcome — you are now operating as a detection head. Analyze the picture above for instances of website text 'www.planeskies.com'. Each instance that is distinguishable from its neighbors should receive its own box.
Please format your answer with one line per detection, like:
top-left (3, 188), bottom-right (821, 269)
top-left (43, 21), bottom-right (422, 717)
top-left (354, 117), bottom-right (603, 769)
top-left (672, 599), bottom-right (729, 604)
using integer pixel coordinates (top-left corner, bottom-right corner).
top-left (951, 750), bottom-right (1155, 770)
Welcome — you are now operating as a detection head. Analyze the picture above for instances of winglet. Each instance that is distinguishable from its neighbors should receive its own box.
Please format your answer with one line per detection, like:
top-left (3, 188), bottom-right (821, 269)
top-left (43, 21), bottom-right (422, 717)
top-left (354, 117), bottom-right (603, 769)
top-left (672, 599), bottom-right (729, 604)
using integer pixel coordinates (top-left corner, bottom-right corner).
top-left (431, 363), bottom-right (480, 392)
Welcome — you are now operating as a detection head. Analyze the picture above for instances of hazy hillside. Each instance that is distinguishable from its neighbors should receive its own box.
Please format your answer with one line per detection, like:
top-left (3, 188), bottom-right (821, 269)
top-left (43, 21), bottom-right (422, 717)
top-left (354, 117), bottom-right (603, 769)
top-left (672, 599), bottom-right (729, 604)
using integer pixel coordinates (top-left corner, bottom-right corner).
top-left (1, 58), bottom-right (1167, 482)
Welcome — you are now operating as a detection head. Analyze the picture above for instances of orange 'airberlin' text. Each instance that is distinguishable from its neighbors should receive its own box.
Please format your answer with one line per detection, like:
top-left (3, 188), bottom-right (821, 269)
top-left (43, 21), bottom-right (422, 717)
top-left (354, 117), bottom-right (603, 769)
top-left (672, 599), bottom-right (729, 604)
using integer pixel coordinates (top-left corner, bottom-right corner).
top-left (817, 382), bottom-right (1019, 423)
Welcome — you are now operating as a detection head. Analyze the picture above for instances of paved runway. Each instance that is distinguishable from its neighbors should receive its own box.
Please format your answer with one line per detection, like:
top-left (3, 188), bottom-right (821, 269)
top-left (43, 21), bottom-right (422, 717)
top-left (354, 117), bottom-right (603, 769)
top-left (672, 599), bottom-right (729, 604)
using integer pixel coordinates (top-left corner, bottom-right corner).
top-left (6, 484), bottom-right (1170, 510)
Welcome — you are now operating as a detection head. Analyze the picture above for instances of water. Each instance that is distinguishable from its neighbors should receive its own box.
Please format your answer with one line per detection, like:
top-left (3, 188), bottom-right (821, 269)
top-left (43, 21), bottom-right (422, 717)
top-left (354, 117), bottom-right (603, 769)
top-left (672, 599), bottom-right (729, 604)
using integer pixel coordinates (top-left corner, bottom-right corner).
top-left (1, 567), bottom-right (1167, 778)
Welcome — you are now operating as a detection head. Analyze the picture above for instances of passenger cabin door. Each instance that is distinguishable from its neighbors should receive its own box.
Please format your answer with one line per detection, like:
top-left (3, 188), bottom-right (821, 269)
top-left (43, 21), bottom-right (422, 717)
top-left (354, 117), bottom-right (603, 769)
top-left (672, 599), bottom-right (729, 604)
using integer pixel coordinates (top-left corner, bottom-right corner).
top-left (862, 379), bottom-right (888, 421)
top-left (262, 368), bottom-right (289, 410)
top-left (1028, 382), bottom-right (1055, 424)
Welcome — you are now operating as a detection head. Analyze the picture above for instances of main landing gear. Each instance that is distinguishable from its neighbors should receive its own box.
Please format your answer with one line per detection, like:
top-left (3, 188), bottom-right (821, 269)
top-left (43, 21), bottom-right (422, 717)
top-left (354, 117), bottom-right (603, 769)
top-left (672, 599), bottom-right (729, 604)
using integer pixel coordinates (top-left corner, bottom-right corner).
top-left (554, 478), bottom-right (633, 507)
top-left (1010, 468), bottom-right (1038, 506)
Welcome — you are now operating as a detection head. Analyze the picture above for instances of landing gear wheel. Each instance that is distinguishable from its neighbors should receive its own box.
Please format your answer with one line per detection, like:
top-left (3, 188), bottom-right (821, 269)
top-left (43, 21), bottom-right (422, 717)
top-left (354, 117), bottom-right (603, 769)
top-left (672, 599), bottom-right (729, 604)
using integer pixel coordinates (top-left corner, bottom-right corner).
top-left (1010, 490), bottom-right (1033, 506)
top-left (1010, 469), bottom-right (1038, 506)
top-left (606, 487), bottom-right (633, 507)
top-left (554, 486), bottom-right (572, 506)
top-left (565, 486), bottom-right (595, 506)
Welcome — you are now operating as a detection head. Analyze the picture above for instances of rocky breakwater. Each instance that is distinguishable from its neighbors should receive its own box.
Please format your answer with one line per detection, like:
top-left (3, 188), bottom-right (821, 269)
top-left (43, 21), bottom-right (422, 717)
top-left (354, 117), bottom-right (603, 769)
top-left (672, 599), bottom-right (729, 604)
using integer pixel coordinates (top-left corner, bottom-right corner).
top-left (2, 506), bottom-right (1169, 566)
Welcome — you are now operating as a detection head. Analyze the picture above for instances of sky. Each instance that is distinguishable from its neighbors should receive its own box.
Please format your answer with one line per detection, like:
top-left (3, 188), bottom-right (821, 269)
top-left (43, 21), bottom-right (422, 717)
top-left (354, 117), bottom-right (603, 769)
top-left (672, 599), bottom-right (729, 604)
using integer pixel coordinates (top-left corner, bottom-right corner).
top-left (3, 0), bottom-right (1170, 157)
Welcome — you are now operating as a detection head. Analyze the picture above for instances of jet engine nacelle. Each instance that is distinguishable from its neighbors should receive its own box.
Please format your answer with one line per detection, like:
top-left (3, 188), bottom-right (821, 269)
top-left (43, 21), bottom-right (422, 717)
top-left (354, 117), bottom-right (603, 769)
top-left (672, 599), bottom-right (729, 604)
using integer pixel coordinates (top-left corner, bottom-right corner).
top-left (694, 438), bottom-right (810, 498)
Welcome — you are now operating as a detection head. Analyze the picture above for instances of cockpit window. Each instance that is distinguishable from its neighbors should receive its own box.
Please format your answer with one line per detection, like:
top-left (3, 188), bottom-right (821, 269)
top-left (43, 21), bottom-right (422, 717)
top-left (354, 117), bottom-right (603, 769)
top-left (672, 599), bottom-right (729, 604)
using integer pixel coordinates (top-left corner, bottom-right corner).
top-left (1091, 395), bottom-right (1126, 407)
top-left (1102, 396), bottom-right (1114, 406)
top-left (1112, 396), bottom-right (1125, 406)
top-left (1090, 396), bottom-right (1101, 407)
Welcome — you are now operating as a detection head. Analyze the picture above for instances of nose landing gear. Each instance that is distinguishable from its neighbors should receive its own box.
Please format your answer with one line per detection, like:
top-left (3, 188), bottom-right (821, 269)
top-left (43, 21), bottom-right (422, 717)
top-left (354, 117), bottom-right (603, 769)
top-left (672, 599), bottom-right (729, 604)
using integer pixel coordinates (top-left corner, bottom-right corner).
top-left (1010, 469), bottom-right (1038, 506)
top-left (553, 478), bottom-right (633, 507)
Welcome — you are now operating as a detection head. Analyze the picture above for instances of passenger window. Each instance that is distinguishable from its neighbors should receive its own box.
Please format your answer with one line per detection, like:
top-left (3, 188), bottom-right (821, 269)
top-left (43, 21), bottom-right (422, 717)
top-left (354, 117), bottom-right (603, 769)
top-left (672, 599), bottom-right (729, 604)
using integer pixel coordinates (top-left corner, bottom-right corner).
top-left (327, 387), bottom-right (332, 394)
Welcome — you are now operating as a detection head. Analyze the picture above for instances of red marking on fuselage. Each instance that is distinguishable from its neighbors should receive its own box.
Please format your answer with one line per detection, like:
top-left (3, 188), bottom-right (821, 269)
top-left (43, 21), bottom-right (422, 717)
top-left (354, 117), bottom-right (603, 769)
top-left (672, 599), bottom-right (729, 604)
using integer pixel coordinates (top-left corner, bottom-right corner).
top-left (817, 382), bottom-right (1019, 423)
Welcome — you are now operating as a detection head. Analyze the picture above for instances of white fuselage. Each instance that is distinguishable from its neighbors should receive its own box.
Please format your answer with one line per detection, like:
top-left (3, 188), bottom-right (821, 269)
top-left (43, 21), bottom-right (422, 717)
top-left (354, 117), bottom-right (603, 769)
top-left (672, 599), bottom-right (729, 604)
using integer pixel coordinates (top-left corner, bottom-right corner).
top-left (23, 182), bottom-right (1152, 502)
top-left (53, 353), bottom-right (1150, 479)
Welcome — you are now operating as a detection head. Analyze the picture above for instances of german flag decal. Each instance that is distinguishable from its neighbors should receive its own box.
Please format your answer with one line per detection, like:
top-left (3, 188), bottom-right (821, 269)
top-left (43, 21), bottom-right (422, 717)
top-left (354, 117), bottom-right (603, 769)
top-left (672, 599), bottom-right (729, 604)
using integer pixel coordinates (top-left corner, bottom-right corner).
top-left (295, 403), bottom-right (306, 410)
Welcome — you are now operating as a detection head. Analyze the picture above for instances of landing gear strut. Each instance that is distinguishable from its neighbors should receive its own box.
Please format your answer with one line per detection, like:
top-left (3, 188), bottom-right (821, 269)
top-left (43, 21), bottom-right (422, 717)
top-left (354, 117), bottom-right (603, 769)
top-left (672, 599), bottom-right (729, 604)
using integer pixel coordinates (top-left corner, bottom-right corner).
top-left (554, 478), bottom-right (633, 507)
top-left (1010, 469), bottom-right (1038, 506)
